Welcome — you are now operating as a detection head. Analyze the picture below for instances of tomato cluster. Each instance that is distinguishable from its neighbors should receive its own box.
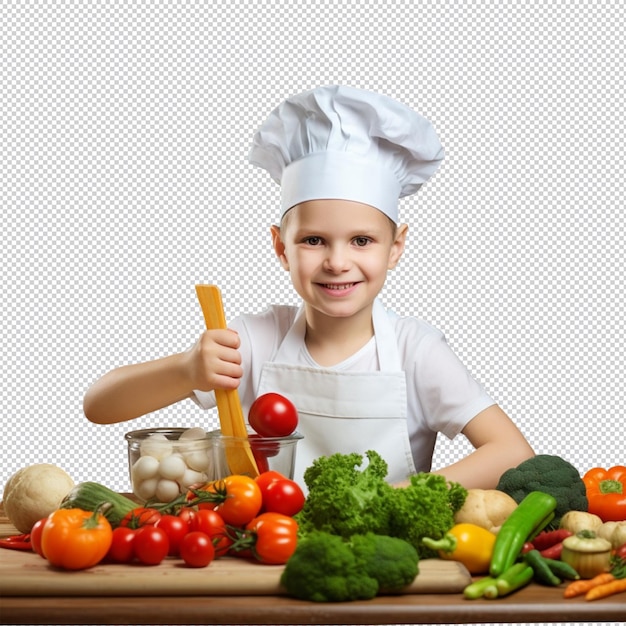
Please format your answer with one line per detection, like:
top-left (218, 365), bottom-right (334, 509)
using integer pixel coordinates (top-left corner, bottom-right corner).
top-left (28, 471), bottom-right (304, 571)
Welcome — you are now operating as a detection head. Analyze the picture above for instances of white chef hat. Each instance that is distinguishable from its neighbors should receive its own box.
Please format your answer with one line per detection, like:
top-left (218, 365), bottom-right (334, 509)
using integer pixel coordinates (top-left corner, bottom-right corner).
top-left (248, 85), bottom-right (444, 222)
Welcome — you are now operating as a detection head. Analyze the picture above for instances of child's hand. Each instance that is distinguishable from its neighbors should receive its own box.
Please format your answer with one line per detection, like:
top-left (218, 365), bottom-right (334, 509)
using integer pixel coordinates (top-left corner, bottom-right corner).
top-left (185, 329), bottom-right (243, 392)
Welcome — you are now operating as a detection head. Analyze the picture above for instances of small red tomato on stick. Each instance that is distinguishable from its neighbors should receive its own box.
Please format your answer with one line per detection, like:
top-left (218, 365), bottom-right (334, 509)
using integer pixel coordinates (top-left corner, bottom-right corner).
top-left (248, 393), bottom-right (298, 438)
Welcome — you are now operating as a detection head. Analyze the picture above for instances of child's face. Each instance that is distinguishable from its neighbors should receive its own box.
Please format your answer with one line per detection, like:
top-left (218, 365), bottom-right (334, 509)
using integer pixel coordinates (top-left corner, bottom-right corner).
top-left (271, 199), bottom-right (407, 320)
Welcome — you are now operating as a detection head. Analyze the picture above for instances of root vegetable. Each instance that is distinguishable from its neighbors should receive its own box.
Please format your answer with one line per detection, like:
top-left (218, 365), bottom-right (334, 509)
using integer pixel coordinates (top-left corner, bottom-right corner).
top-left (559, 510), bottom-right (603, 534)
top-left (596, 520), bottom-right (626, 549)
top-left (453, 488), bottom-right (518, 534)
top-left (3, 464), bottom-right (75, 533)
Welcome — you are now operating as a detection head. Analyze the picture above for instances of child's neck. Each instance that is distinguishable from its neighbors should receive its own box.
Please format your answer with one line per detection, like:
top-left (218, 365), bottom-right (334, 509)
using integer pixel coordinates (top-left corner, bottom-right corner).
top-left (303, 305), bottom-right (374, 367)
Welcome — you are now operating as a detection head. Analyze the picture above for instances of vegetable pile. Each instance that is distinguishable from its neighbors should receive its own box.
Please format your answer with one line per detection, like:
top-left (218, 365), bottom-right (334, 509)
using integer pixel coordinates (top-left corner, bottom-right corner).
top-left (3, 443), bottom-right (626, 605)
top-left (463, 461), bottom-right (626, 603)
top-left (2, 470), bottom-right (305, 570)
top-left (279, 449), bottom-right (467, 601)
top-left (295, 450), bottom-right (467, 559)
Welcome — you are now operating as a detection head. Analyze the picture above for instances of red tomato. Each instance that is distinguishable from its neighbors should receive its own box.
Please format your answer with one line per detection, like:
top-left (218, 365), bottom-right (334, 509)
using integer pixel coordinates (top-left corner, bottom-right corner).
top-left (263, 479), bottom-right (305, 517)
top-left (120, 507), bottom-right (162, 529)
top-left (155, 514), bottom-right (189, 557)
top-left (41, 508), bottom-right (113, 570)
top-left (180, 531), bottom-right (215, 568)
top-left (190, 509), bottom-right (232, 557)
top-left (245, 512), bottom-right (298, 565)
top-left (106, 526), bottom-right (136, 563)
top-left (177, 507), bottom-right (196, 528)
top-left (248, 393), bottom-right (298, 437)
top-left (197, 475), bottom-right (263, 527)
top-left (30, 517), bottom-right (48, 558)
top-left (133, 525), bottom-right (169, 565)
top-left (255, 470), bottom-right (286, 493)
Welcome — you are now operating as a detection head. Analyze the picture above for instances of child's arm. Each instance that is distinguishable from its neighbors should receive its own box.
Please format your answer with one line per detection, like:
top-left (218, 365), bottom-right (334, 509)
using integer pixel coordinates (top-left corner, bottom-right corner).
top-left (434, 405), bottom-right (535, 489)
top-left (83, 329), bottom-right (243, 424)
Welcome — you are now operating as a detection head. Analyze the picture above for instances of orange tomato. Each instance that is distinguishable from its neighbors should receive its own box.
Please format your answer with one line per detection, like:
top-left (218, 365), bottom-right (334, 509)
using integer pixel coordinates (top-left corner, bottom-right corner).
top-left (41, 507), bottom-right (113, 570)
top-left (196, 475), bottom-right (263, 527)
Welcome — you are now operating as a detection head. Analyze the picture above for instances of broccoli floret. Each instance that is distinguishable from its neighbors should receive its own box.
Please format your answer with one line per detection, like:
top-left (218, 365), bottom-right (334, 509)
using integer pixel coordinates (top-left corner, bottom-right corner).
top-left (496, 454), bottom-right (588, 528)
top-left (349, 532), bottom-right (419, 592)
top-left (279, 531), bottom-right (379, 602)
top-left (387, 473), bottom-right (468, 559)
top-left (297, 450), bottom-right (394, 537)
top-left (280, 531), bottom-right (419, 602)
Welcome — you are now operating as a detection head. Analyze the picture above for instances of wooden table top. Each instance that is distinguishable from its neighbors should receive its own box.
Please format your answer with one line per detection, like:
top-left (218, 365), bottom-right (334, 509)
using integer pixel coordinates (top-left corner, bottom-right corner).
top-left (1, 508), bottom-right (624, 624)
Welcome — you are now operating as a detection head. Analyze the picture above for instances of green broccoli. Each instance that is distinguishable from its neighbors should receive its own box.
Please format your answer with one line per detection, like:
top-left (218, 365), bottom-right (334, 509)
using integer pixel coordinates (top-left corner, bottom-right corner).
top-left (387, 472), bottom-right (468, 558)
top-left (279, 531), bottom-right (379, 602)
top-left (349, 532), bottom-right (419, 592)
top-left (496, 454), bottom-right (588, 528)
top-left (295, 450), bottom-right (467, 559)
top-left (297, 450), bottom-right (394, 537)
top-left (279, 531), bottom-right (419, 602)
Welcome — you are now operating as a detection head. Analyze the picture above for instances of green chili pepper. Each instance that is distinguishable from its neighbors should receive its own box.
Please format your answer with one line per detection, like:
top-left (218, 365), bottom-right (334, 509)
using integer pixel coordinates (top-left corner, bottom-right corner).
top-left (542, 556), bottom-right (580, 581)
top-left (524, 549), bottom-right (562, 586)
top-left (490, 491), bottom-right (557, 577)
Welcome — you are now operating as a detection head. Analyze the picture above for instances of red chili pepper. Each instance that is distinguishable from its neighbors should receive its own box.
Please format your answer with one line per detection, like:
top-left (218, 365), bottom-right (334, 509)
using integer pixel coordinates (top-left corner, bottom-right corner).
top-left (532, 528), bottom-right (573, 551)
top-left (615, 543), bottom-right (626, 559)
top-left (540, 542), bottom-right (564, 559)
top-left (0, 533), bottom-right (32, 550)
top-left (521, 541), bottom-right (535, 554)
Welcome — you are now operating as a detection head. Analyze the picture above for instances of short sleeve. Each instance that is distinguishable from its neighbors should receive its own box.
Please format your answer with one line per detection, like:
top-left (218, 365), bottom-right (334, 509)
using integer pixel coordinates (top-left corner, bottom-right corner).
top-left (396, 317), bottom-right (495, 439)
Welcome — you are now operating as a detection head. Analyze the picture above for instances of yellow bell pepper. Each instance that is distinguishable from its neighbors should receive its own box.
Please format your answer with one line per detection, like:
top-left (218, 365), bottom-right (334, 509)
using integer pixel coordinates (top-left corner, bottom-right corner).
top-left (422, 523), bottom-right (496, 574)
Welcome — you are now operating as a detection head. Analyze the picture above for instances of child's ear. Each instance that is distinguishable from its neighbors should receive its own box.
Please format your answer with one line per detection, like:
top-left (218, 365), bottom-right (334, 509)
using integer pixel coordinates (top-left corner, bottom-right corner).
top-left (270, 225), bottom-right (290, 270)
top-left (388, 223), bottom-right (408, 269)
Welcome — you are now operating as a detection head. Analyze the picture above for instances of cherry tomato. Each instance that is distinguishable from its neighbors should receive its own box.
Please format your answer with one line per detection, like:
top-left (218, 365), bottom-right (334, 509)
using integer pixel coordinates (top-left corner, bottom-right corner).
top-left (41, 508), bottom-right (113, 570)
top-left (30, 517), bottom-right (48, 558)
top-left (248, 392), bottom-right (298, 437)
top-left (197, 475), bottom-right (263, 527)
top-left (120, 507), bottom-right (162, 529)
top-left (255, 470), bottom-right (286, 493)
top-left (262, 479), bottom-right (305, 517)
top-left (190, 509), bottom-right (232, 557)
top-left (106, 526), bottom-right (136, 563)
top-left (133, 525), bottom-right (169, 565)
top-left (177, 507), bottom-right (196, 528)
top-left (180, 531), bottom-right (215, 568)
top-left (245, 512), bottom-right (298, 564)
top-left (155, 514), bottom-right (189, 557)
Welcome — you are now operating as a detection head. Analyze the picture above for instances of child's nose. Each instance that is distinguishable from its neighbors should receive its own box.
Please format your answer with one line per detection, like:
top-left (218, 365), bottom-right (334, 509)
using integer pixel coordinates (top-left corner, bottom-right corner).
top-left (324, 245), bottom-right (351, 272)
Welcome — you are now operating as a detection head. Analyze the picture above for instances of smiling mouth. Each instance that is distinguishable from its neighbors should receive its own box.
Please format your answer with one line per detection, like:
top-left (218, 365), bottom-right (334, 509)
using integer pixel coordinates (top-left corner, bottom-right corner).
top-left (320, 282), bottom-right (357, 290)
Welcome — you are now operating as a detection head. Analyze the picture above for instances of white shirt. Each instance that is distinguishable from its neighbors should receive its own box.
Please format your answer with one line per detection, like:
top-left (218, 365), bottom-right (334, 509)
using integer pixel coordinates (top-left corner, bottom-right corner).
top-left (194, 303), bottom-right (494, 472)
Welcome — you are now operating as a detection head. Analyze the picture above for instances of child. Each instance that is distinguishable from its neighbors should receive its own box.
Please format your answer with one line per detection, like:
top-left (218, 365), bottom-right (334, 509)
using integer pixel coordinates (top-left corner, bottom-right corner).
top-left (84, 85), bottom-right (534, 488)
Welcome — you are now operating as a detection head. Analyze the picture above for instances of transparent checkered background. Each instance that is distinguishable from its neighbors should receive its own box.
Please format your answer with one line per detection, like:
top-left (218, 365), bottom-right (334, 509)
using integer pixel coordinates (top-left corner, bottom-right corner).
top-left (2, 0), bottom-right (624, 518)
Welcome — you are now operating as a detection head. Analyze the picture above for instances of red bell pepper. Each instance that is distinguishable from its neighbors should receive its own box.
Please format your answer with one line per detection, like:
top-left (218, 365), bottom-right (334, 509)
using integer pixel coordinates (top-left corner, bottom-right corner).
top-left (583, 466), bottom-right (626, 522)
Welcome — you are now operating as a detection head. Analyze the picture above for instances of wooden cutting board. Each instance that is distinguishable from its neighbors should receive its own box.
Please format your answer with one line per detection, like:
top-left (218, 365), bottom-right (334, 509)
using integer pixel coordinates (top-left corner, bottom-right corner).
top-left (0, 520), bottom-right (471, 597)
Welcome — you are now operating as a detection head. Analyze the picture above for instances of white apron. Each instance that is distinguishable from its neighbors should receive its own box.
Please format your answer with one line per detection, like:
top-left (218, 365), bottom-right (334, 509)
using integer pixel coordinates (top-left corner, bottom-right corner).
top-left (257, 299), bottom-right (417, 487)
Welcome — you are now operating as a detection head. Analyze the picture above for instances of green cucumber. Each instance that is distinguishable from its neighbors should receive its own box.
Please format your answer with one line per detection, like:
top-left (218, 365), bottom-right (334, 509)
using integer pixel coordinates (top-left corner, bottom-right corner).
top-left (492, 562), bottom-right (534, 598)
top-left (463, 576), bottom-right (499, 600)
top-left (489, 490), bottom-right (557, 577)
top-left (60, 481), bottom-right (137, 527)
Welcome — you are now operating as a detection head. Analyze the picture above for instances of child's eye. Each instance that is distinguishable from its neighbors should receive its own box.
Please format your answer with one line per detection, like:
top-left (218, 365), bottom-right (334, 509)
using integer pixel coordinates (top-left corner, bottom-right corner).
top-left (353, 236), bottom-right (371, 247)
top-left (303, 236), bottom-right (323, 246)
